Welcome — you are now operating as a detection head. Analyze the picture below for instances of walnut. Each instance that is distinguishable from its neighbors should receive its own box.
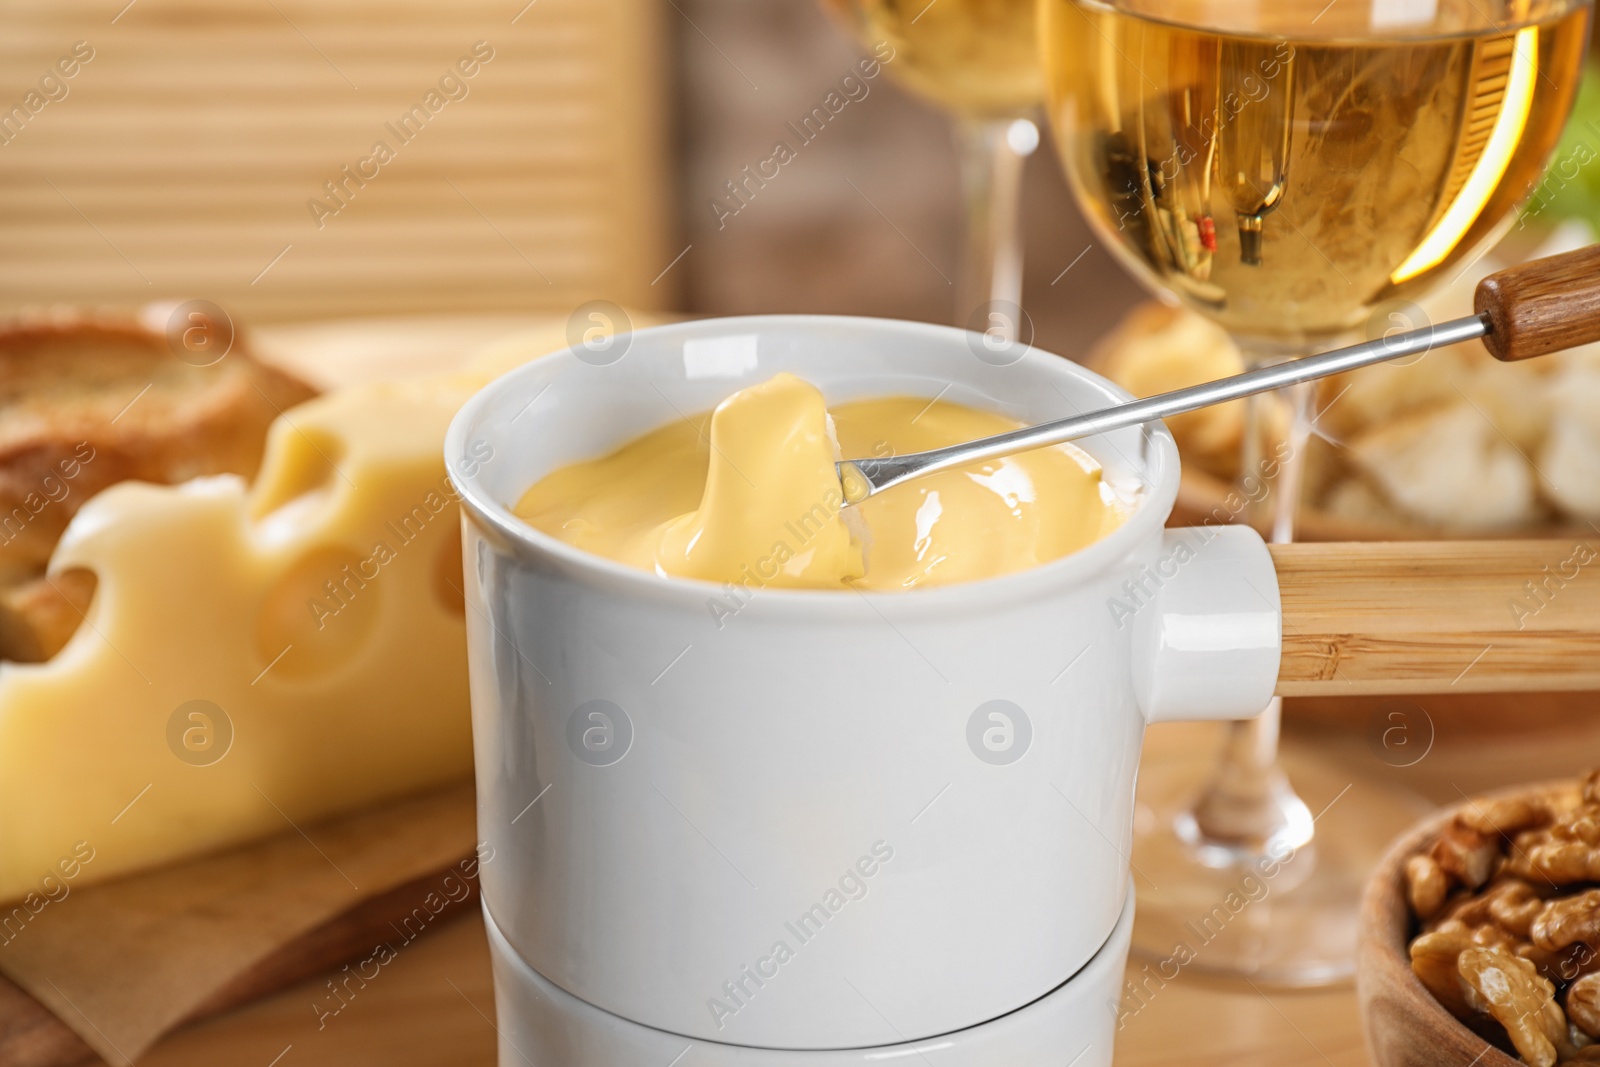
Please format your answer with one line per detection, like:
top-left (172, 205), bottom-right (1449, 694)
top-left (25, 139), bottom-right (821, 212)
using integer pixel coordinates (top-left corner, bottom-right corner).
top-left (1436, 821), bottom-right (1503, 889)
top-left (1541, 841), bottom-right (1600, 883)
top-left (1534, 892), bottom-right (1600, 953)
top-left (1408, 853), bottom-right (1451, 920)
top-left (1572, 975), bottom-right (1600, 1041)
top-left (1521, 940), bottom-right (1600, 988)
top-left (1508, 833), bottom-right (1600, 886)
top-left (1491, 881), bottom-right (1550, 939)
top-left (1431, 890), bottom-right (1491, 930)
top-left (1508, 828), bottom-right (1552, 879)
top-left (1407, 776), bottom-right (1600, 1065)
top-left (1458, 945), bottom-right (1567, 1067)
top-left (1462, 796), bottom-right (1554, 838)
top-left (1435, 880), bottom-right (1539, 932)
top-left (1556, 810), bottom-right (1600, 847)
top-left (1471, 919), bottom-right (1526, 952)
top-left (1412, 924), bottom-right (1478, 1019)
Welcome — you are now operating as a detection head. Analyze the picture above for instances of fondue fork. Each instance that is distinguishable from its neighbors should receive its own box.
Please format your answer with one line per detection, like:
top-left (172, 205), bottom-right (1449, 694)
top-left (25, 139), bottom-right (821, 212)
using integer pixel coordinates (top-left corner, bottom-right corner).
top-left (839, 244), bottom-right (1600, 503)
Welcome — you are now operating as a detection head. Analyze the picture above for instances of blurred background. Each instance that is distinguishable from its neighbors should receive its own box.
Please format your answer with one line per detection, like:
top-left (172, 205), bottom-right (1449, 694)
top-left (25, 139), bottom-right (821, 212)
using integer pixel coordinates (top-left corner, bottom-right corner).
top-left (670, 0), bottom-right (1144, 349)
top-left (0, 0), bottom-right (1142, 354)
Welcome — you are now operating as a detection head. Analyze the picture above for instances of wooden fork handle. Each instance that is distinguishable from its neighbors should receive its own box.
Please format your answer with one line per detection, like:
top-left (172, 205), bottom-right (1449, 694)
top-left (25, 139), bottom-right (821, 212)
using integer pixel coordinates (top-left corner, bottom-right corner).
top-left (1477, 243), bottom-right (1600, 362)
top-left (1273, 540), bottom-right (1600, 696)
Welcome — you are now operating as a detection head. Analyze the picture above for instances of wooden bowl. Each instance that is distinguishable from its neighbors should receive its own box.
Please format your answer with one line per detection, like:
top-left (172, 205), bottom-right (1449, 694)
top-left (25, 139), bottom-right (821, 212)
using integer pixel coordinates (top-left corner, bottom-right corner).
top-left (1357, 781), bottom-right (1573, 1067)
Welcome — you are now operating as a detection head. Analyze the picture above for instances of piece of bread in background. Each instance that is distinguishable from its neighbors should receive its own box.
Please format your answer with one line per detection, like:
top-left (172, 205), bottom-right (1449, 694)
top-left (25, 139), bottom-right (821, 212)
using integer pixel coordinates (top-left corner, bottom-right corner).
top-left (1313, 346), bottom-right (1480, 443)
top-left (1539, 361), bottom-right (1600, 518)
top-left (1092, 294), bottom-right (1581, 534)
top-left (1348, 403), bottom-right (1543, 530)
top-left (1092, 303), bottom-right (1284, 481)
top-left (1320, 475), bottom-right (1410, 529)
top-left (1317, 343), bottom-right (1554, 450)
top-left (0, 316), bottom-right (317, 661)
top-left (0, 569), bottom-right (96, 663)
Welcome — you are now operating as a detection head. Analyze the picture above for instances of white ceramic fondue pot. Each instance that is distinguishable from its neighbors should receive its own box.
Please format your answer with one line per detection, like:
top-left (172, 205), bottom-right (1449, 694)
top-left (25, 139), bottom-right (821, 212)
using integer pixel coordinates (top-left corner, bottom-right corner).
top-left (446, 315), bottom-right (1284, 1052)
top-left (482, 880), bottom-right (1136, 1066)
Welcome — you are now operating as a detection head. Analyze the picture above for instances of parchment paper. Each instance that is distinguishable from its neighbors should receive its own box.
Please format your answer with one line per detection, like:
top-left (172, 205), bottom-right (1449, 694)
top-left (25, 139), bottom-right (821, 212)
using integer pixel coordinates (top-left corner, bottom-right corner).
top-left (0, 780), bottom-right (476, 1064)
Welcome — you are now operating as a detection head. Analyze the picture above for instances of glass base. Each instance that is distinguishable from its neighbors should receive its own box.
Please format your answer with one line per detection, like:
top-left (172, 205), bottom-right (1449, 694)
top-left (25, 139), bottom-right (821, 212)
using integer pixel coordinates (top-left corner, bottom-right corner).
top-left (1128, 732), bottom-right (1432, 987)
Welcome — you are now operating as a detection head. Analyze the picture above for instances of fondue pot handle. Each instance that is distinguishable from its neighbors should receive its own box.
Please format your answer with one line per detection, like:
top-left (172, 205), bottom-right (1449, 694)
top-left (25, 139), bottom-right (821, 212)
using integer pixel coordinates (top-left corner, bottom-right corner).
top-left (1130, 526), bottom-right (1285, 723)
top-left (1272, 540), bottom-right (1600, 695)
top-left (1477, 244), bottom-right (1600, 362)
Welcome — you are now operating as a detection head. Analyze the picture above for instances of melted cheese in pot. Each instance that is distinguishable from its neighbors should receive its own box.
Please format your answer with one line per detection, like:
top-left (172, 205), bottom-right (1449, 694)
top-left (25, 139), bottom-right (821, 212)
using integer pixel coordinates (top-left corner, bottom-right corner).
top-left (516, 373), bottom-right (1127, 591)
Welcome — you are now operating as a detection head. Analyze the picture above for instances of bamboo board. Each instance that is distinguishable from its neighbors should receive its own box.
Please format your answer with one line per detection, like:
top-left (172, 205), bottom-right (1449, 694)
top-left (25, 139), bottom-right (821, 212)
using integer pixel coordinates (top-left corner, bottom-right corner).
top-left (1273, 540), bottom-right (1600, 695)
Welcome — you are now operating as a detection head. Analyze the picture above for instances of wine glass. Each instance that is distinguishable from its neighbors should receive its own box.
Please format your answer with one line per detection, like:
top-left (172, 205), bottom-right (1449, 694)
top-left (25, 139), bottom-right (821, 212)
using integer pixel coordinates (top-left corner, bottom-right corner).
top-left (1039, 0), bottom-right (1592, 983)
top-left (821, 0), bottom-right (1044, 339)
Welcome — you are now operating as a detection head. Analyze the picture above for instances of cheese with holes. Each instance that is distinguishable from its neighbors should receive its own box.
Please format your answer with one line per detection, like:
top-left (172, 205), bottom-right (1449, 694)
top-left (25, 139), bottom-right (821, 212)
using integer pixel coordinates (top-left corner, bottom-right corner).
top-left (0, 372), bottom-right (486, 901)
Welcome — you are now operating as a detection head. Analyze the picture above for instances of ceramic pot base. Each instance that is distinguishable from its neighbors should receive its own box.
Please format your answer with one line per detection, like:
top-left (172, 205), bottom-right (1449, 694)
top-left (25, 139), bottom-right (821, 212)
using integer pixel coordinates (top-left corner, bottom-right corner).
top-left (483, 883), bottom-right (1133, 1067)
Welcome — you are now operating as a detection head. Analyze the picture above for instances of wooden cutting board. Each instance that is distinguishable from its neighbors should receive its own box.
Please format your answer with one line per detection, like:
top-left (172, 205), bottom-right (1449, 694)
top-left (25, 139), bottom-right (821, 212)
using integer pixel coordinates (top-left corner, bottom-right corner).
top-left (0, 858), bottom-right (478, 1067)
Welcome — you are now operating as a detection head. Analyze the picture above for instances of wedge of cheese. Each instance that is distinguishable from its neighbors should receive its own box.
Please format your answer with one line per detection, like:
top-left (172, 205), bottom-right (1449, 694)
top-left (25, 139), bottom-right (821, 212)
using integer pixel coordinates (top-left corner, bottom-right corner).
top-left (0, 374), bottom-right (483, 901)
top-left (0, 317), bottom-right (641, 901)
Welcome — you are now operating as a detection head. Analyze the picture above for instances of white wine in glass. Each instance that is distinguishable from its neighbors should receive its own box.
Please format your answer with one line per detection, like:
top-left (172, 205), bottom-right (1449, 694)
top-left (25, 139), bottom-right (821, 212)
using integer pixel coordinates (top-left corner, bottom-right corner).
top-left (1041, 0), bottom-right (1590, 984)
top-left (825, 0), bottom-right (1043, 115)
top-left (822, 0), bottom-right (1045, 337)
top-left (1047, 0), bottom-right (1590, 350)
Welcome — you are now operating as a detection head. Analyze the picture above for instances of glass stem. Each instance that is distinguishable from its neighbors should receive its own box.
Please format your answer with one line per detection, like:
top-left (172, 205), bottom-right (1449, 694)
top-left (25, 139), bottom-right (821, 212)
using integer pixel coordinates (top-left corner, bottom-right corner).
top-left (953, 115), bottom-right (1038, 337)
top-left (1186, 376), bottom-right (1316, 860)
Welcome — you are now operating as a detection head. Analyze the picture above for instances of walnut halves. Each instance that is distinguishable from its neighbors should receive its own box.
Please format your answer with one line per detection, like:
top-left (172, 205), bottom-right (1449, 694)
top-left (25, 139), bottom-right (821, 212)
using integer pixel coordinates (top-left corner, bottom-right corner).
top-left (1407, 777), bottom-right (1600, 1067)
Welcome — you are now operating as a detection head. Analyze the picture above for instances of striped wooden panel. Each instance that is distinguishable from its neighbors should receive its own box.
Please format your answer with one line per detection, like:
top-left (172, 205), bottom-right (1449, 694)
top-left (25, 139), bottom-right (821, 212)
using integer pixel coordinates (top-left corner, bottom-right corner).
top-left (0, 0), bottom-right (671, 322)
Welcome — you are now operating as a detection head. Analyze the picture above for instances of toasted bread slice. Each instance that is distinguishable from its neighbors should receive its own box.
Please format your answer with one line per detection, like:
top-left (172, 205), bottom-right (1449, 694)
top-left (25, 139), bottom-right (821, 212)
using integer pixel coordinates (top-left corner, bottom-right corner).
top-left (0, 569), bottom-right (96, 663)
top-left (0, 315), bottom-right (317, 660)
